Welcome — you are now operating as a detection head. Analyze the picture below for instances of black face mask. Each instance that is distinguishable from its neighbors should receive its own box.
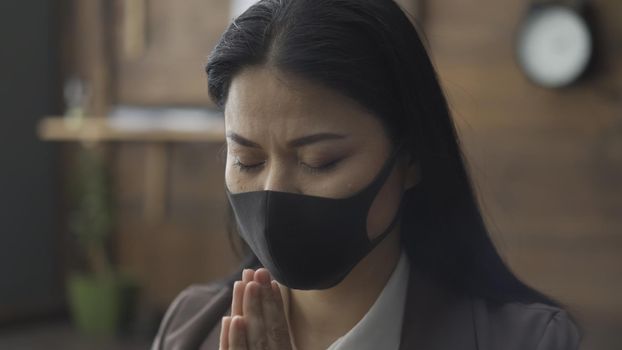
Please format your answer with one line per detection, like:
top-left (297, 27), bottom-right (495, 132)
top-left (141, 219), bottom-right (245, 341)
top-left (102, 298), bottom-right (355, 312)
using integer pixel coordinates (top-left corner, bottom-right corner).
top-left (225, 143), bottom-right (407, 290)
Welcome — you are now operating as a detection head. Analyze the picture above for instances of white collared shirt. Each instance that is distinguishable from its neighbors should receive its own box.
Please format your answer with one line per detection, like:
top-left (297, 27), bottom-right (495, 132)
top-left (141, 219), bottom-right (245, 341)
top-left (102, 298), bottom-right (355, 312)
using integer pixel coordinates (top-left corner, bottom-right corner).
top-left (326, 250), bottom-right (410, 350)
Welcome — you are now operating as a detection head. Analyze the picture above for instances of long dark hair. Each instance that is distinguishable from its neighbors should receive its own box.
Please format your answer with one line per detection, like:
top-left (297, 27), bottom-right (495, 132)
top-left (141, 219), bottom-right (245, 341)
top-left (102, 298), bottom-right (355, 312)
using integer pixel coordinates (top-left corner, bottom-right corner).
top-left (207, 0), bottom-right (557, 306)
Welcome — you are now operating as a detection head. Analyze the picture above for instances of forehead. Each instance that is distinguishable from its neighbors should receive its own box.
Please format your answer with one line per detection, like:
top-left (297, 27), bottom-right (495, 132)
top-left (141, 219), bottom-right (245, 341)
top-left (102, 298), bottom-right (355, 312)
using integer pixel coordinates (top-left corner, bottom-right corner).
top-left (224, 66), bottom-right (380, 138)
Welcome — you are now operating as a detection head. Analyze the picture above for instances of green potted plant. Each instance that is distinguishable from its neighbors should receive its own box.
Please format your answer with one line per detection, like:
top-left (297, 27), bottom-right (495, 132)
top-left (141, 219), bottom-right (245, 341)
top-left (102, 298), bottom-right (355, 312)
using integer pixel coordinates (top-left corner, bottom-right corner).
top-left (66, 143), bottom-right (138, 336)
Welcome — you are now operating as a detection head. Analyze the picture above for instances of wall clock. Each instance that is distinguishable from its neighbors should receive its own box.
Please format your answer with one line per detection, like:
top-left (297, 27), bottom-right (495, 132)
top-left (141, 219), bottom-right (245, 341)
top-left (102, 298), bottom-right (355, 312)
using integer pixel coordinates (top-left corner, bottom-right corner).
top-left (515, 2), bottom-right (594, 88)
top-left (231, 0), bottom-right (259, 19)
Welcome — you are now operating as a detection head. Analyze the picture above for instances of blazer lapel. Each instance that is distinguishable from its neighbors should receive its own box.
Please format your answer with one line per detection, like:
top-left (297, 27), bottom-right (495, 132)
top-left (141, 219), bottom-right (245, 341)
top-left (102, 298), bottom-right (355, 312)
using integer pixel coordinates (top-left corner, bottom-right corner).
top-left (199, 288), bottom-right (232, 350)
top-left (399, 267), bottom-right (478, 350)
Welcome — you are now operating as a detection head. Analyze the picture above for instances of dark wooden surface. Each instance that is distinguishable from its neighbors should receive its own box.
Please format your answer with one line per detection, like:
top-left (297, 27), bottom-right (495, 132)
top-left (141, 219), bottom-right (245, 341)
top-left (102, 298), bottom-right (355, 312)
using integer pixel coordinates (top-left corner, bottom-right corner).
top-left (424, 0), bottom-right (622, 347)
top-left (0, 321), bottom-right (151, 350)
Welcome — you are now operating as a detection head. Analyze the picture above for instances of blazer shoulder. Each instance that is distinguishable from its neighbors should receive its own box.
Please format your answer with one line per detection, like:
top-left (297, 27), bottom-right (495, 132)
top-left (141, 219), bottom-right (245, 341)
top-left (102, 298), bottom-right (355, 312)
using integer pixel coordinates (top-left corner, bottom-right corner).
top-left (151, 281), bottom-right (232, 350)
top-left (472, 298), bottom-right (581, 350)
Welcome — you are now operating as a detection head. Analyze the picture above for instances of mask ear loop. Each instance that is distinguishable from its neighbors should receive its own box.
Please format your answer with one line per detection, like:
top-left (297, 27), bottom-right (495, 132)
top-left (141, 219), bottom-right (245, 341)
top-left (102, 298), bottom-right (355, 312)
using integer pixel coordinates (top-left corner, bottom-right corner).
top-left (366, 140), bottom-right (409, 246)
top-left (403, 139), bottom-right (422, 192)
top-left (368, 196), bottom-right (405, 246)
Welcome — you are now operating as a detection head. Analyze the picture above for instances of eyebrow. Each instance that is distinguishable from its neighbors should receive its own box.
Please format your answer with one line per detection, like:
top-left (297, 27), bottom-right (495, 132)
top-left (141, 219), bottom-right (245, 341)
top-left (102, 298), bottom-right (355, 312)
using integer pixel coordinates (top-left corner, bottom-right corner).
top-left (226, 132), bottom-right (348, 149)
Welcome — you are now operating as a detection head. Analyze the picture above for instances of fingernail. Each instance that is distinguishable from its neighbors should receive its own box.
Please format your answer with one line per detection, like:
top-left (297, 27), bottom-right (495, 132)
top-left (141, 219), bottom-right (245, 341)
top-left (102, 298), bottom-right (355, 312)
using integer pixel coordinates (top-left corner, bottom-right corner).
top-left (243, 268), bottom-right (254, 280)
top-left (232, 315), bottom-right (244, 329)
top-left (257, 269), bottom-right (270, 285)
top-left (247, 281), bottom-right (257, 296)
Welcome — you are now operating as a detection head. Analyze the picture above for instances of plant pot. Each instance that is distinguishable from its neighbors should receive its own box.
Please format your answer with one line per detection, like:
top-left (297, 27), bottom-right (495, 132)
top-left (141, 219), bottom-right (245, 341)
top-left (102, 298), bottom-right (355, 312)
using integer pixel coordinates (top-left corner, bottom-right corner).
top-left (66, 272), bottom-right (139, 336)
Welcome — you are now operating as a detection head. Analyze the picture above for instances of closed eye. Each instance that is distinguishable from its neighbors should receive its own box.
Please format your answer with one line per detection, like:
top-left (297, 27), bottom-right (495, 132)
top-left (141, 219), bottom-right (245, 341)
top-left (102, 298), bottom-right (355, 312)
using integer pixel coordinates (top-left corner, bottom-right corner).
top-left (232, 158), bottom-right (265, 172)
top-left (232, 158), bottom-right (343, 174)
top-left (300, 158), bottom-right (342, 174)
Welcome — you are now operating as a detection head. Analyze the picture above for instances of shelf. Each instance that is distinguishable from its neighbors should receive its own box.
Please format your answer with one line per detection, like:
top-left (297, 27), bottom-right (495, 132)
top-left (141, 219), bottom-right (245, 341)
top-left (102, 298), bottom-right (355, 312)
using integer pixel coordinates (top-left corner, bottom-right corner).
top-left (37, 115), bottom-right (227, 223)
top-left (37, 116), bottom-right (225, 143)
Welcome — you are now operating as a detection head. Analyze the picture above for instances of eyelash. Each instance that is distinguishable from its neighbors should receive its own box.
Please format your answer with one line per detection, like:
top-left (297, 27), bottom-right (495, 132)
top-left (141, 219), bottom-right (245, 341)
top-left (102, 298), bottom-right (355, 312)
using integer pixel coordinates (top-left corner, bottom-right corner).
top-left (232, 158), bottom-right (341, 174)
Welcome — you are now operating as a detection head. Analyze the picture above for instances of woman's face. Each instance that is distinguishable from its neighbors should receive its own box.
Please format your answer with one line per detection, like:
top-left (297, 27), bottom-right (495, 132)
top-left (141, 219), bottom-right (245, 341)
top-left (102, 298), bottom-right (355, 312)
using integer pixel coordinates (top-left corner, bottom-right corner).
top-left (224, 66), bottom-right (419, 239)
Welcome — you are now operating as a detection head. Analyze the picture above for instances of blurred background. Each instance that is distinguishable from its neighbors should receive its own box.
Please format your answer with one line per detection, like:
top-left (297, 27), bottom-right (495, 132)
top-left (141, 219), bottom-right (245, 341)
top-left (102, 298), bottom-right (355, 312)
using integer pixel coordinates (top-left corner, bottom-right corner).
top-left (0, 0), bottom-right (620, 349)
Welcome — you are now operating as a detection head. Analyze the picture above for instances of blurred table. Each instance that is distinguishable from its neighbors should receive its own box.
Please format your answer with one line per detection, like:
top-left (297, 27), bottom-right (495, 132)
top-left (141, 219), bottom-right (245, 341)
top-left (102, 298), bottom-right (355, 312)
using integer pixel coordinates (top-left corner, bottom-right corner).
top-left (37, 114), bottom-right (225, 223)
top-left (0, 320), bottom-right (151, 350)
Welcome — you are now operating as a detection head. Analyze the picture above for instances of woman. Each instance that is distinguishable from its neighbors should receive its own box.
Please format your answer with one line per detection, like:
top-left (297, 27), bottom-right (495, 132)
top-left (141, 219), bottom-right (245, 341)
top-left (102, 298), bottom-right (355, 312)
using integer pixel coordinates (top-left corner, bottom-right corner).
top-left (151, 0), bottom-right (581, 349)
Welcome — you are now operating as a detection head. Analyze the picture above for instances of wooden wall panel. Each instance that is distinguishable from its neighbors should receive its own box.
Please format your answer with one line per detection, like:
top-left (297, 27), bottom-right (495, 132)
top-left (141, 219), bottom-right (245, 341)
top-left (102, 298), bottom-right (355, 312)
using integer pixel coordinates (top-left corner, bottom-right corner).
top-left (114, 0), bottom-right (423, 107)
top-left (113, 142), bottom-right (241, 308)
top-left (114, 0), bottom-right (230, 106)
top-left (424, 0), bottom-right (622, 347)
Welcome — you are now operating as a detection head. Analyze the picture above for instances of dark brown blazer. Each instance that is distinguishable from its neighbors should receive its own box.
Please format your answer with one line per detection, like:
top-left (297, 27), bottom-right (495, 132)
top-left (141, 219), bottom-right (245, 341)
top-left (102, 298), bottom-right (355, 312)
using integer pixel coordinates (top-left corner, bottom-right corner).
top-left (151, 266), bottom-right (580, 350)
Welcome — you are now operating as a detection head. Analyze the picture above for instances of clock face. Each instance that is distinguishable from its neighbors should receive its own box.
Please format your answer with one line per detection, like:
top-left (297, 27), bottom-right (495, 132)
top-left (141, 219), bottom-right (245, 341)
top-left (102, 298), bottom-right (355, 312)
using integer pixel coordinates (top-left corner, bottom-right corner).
top-left (231, 0), bottom-right (259, 19)
top-left (516, 5), bottom-right (592, 88)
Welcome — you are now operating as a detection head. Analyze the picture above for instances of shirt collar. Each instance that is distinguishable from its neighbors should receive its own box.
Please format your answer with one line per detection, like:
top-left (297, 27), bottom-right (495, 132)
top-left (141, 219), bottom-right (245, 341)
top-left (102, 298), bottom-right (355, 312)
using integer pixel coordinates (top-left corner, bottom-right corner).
top-left (398, 263), bottom-right (478, 350)
top-left (327, 250), bottom-right (410, 350)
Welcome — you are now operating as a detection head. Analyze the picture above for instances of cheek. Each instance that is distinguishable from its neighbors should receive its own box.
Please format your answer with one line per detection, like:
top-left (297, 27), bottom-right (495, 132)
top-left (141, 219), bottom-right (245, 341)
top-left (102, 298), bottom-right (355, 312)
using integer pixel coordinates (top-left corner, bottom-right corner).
top-left (365, 167), bottom-right (404, 239)
top-left (224, 159), bottom-right (235, 189)
top-left (224, 159), bottom-right (246, 192)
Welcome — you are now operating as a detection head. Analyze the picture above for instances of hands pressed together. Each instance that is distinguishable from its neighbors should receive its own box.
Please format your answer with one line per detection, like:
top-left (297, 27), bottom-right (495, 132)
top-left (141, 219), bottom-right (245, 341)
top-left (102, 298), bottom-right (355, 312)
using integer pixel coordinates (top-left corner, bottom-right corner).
top-left (220, 268), bottom-right (294, 350)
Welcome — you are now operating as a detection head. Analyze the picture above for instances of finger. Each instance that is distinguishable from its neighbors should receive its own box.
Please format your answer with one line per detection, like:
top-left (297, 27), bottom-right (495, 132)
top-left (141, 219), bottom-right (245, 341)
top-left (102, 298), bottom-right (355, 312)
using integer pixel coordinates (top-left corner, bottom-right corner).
top-left (253, 268), bottom-right (271, 285)
top-left (243, 281), bottom-right (268, 349)
top-left (254, 269), bottom-right (284, 316)
top-left (255, 269), bottom-right (285, 308)
top-left (271, 280), bottom-right (285, 306)
top-left (229, 315), bottom-right (248, 350)
top-left (231, 270), bottom-right (254, 318)
top-left (232, 281), bottom-right (246, 316)
top-left (220, 316), bottom-right (231, 350)
top-left (242, 269), bottom-right (254, 283)
top-left (259, 278), bottom-right (290, 348)
top-left (254, 269), bottom-right (291, 348)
